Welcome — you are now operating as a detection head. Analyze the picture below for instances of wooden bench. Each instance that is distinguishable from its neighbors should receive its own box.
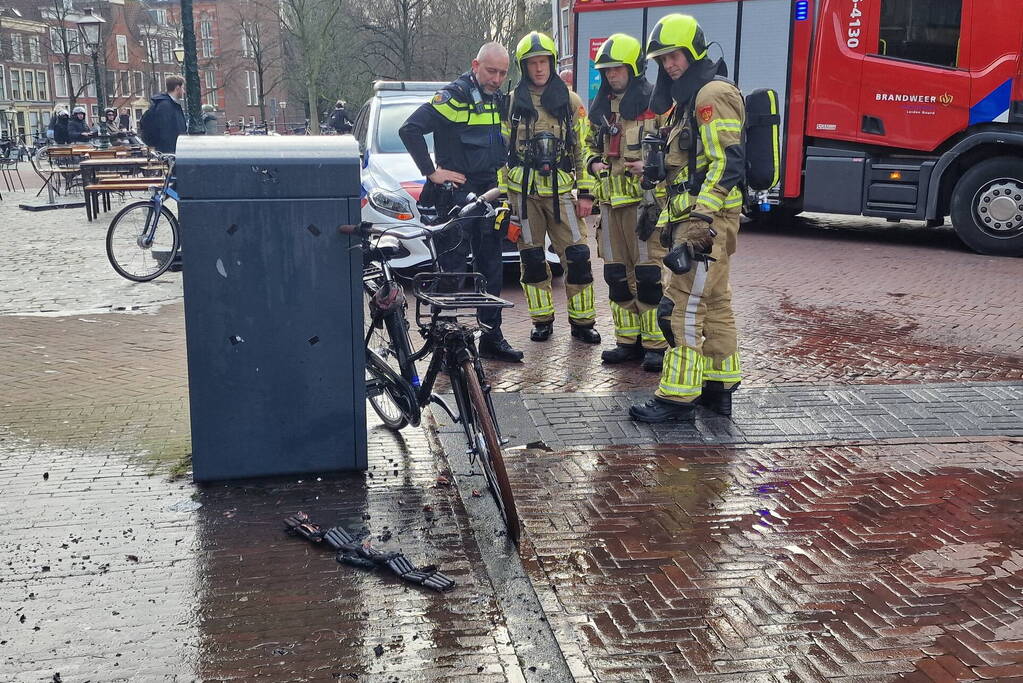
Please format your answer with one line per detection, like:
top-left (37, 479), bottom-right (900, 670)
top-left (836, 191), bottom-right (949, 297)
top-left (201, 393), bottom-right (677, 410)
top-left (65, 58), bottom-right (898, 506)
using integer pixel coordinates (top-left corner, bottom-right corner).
top-left (85, 179), bottom-right (162, 221)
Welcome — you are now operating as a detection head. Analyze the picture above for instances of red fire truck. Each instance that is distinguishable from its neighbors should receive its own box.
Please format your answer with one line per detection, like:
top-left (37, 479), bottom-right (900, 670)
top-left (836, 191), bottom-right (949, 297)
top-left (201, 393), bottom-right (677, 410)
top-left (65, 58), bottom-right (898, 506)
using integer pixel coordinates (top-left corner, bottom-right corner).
top-left (572, 0), bottom-right (1023, 255)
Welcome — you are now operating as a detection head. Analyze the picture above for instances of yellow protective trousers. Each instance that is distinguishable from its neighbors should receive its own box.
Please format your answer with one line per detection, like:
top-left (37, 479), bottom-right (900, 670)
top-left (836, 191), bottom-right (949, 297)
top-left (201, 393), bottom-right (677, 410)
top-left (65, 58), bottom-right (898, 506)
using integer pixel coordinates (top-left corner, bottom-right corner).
top-left (510, 191), bottom-right (596, 326)
top-left (655, 207), bottom-right (742, 404)
top-left (596, 202), bottom-right (667, 350)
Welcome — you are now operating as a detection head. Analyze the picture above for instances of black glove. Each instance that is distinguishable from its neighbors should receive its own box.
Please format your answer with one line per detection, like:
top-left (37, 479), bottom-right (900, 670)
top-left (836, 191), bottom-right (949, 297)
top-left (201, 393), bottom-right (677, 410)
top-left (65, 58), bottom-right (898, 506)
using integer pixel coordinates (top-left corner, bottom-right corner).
top-left (636, 202), bottom-right (659, 242)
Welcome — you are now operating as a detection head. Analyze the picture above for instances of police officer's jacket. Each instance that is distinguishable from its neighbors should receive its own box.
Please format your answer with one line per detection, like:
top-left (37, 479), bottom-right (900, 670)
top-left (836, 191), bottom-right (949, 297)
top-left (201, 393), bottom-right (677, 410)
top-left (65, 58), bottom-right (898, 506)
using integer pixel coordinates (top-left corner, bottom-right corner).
top-left (399, 72), bottom-right (506, 189)
top-left (503, 88), bottom-right (594, 198)
top-left (661, 68), bottom-right (746, 220)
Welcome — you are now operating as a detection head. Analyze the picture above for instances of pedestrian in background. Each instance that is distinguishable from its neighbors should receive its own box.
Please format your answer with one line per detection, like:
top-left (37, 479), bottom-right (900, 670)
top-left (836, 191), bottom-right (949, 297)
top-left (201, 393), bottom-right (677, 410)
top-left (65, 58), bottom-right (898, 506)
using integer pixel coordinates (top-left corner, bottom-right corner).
top-left (330, 100), bottom-right (353, 134)
top-left (118, 107), bottom-right (132, 131)
top-left (141, 75), bottom-right (187, 153)
top-left (67, 106), bottom-right (92, 143)
top-left (202, 104), bottom-right (218, 135)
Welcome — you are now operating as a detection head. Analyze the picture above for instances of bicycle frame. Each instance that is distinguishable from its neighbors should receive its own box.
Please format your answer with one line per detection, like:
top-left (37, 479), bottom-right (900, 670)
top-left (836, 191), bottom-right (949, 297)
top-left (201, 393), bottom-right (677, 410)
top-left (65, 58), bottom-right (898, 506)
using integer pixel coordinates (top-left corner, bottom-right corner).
top-left (138, 159), bottom-right (177, 249)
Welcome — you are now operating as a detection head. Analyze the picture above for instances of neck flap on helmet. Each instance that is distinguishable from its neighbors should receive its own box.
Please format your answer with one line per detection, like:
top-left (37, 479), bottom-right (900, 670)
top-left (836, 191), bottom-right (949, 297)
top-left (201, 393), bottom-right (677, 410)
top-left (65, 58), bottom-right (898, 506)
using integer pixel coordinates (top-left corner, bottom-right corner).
top-left (649, 56), bottom-right (727, 116)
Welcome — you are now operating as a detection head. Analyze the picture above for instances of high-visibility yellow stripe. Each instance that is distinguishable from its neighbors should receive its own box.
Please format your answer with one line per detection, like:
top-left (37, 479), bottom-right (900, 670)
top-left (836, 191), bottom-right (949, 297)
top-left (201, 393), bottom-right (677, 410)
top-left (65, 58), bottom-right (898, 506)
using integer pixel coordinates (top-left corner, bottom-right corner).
top-left (506, 166), bottom-right (576, 196)
top-left (611, 301), bottom-right (640, 337)
top-left (658, 346), bottom-right (704, 397)
top-left (640, 308), bottom-right (665, 342)
top-left (568, 285), bottom-right (595, 320)
top-left (523, 284), bottom-right (554, 317)
top-left (704, 352), bottom-right (742, 382)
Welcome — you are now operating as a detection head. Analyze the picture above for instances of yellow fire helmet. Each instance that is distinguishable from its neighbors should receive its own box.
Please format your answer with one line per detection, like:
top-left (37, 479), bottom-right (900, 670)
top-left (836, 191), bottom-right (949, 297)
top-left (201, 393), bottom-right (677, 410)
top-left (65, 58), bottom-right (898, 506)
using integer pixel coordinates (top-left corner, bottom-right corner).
top-left (593, 33), bottom-right (644, 78)
top-left (515, 31), bottom-right (558, 65)
top-left (646, 14), bottom-right (708, 62)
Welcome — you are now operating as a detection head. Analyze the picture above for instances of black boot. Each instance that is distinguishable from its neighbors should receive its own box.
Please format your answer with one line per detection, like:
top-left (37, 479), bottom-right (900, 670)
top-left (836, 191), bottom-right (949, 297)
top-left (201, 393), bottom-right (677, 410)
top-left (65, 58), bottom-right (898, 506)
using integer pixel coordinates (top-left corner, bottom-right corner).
top-left (479, 338), bottom-right (524, 363)
top-left (570, 324), bottom-right (601, 344)
top-left (629, 397), bottom-right (696, 423)
top-left (530, 321), bottom-right (554, 342)
top-left (641, 349), bottom-right (665, 372)
top-left (601, 341), bottom-right (643, 364)
top-left (696, 381), bottom-right (738, 417)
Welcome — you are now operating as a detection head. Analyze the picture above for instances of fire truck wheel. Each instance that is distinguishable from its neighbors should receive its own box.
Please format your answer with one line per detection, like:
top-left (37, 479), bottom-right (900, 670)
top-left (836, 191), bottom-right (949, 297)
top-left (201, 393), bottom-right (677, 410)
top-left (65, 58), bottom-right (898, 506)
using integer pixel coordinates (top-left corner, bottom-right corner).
top-left (951, 157), bottom-right (1023, 256)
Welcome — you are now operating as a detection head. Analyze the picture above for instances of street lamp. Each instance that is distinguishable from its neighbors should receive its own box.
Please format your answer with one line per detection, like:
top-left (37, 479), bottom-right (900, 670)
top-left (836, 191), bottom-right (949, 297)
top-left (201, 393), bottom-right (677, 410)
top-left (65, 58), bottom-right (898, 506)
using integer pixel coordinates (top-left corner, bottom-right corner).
top-left (77, 8), bottom-right (107, 112)
top-left (279, 100), bottom-right (287, 134)
top-left (173, 47), bottom-right (185, 65)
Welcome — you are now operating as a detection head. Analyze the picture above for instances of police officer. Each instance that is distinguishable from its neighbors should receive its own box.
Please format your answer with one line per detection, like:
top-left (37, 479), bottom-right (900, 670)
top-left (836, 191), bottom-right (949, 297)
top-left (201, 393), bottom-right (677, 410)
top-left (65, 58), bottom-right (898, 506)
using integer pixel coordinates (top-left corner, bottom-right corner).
top-left (399, 43), bottom-right (524, 363)
top-left (586, 33), bottom-right (669, 372)
top-left (630, 14), bottom-right (746, 423)
top-left (506, 31), bottom-right (599, 344)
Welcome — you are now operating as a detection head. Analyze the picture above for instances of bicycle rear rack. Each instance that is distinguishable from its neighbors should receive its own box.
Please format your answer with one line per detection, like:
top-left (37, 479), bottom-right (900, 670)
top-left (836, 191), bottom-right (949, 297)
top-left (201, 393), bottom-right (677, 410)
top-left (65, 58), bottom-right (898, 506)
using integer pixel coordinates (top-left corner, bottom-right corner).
top-left (411, 272), bottom-right (513, 311)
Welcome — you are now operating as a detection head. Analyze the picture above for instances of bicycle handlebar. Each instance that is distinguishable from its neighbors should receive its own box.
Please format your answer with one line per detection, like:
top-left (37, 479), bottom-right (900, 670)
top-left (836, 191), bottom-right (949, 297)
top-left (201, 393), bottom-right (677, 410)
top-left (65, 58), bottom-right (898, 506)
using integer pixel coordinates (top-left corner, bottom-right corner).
top-left (339, 188), bottom-right (502, 240)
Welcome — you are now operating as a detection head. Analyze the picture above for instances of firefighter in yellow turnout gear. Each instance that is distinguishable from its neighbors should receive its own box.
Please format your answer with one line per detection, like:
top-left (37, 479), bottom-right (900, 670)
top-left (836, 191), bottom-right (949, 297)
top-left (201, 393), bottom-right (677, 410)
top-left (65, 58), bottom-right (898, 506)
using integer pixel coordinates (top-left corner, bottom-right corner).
top-left (505, 31), bottom-right (601, 344)
top-left (586, 33), bottom-right (669, 372)
top-left (630, 14), bottom-right (746, 424)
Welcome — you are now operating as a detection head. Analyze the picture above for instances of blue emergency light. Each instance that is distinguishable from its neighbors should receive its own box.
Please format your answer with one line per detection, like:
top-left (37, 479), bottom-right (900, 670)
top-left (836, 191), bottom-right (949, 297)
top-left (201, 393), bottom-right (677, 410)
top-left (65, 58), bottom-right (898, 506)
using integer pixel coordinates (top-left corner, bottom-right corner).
top-left (795, 1), bottom-right (809, 20)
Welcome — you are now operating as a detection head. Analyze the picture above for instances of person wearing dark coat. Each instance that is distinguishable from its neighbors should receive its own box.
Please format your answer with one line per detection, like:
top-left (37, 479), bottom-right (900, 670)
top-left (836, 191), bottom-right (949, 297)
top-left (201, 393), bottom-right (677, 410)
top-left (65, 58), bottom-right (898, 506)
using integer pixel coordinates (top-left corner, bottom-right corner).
top-left (119, 108), bottom-right (132, 131)
top-left (67, 106), bottom-right (92, 143)
top-left (144, 75), bottom-right (187, 153)
top-left (329, 100), bottom-right (353, 134)
top-left (50, 110), bottom-right (71, 144)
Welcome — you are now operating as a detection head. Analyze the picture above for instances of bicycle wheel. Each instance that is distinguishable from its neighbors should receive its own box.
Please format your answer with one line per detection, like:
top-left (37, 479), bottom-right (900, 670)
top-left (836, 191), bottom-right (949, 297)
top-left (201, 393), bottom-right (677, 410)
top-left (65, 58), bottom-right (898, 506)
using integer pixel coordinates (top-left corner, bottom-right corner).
top-left (364, 276), bottom-right (419, 429)
top-left (106, 201), bottom-right (179, 282)
top-left (461, 359), bottom-right (521, 544)
top-left (366, 347), bottom-right (420, 430)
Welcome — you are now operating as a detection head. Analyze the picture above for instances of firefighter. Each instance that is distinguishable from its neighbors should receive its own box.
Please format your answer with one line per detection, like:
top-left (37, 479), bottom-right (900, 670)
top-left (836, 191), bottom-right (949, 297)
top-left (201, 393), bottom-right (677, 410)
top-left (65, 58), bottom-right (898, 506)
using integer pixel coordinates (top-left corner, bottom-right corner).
top-left (586, 33), bottom-right (668, 372)
top-left (505, 31), bottom-right (600, 344)
top-left (630, 14), bottom-right (745, 423)
top-left (399, 43), bottom-right (524, 363)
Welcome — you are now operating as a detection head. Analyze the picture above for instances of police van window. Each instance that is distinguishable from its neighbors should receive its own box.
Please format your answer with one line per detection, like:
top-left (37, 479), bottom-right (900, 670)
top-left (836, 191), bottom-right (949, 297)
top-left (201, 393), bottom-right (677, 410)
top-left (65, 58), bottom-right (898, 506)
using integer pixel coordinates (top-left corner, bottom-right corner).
top-left (877, 0), bottom-right (962, 68)
top-left (376, 102), bottom-right (434, 154)
top-left (353, 102), bottom-right (369, 147)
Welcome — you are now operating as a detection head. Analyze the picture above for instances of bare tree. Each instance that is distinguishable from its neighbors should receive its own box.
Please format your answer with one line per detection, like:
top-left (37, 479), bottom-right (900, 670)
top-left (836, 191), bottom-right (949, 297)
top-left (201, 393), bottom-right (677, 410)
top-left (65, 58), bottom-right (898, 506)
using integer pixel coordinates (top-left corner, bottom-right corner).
top-left (280, 0), bottom-right (341, 133)
top-left (41, 0), bottom-right (94, 110)
top-left (234, 0), bottom-right (284, 125)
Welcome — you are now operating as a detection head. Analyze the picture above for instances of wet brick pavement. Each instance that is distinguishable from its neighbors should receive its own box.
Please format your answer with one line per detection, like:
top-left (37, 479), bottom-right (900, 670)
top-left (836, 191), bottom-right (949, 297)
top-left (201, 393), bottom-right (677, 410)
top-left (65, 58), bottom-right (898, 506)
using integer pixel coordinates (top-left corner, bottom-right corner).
top-left (509, 439), bottom-right (1023, 682)
top-left (479, 382), bottom-right (1023, 450)
top-left (0, 411), bottom-right (522, 681)
top-left (3, 187), bottom-right (1023, 681)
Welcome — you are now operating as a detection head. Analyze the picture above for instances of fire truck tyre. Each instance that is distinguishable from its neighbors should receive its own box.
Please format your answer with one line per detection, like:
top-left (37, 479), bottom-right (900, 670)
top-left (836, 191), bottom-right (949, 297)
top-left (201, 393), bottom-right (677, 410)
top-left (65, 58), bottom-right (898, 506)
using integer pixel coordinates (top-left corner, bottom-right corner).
top-left (950, 157), bottom-right (1023, 257)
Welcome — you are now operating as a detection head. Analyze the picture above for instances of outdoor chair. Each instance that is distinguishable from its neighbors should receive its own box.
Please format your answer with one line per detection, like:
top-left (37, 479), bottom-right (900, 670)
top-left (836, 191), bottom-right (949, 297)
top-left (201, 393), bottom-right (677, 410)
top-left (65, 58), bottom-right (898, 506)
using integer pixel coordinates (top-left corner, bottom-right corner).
top-left (0, 147), bottom-right (25, 192)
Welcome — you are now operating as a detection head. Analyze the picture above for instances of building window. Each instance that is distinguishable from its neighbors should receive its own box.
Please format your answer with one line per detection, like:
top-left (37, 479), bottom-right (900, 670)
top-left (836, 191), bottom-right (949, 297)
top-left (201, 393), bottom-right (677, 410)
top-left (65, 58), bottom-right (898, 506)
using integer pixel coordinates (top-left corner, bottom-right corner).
top-left (11, 34), bottom-right (24, 62)
top-left (245, 70), bottom-right (258, 106)
top-left (161, 40), bottom-right (173, 64)
top-left (36, 70), bottom-right (48, 101)
top-left (116, 34), bottom-right (128, 63)
top-left (0, 66), bottom-right (6, 100)
top-left (560, 7), bottom-right (571, 59)
top-left (24, 70), bottom-right (35, 100)
top-left (204, 69), bottom-right (216, 106)
top-left (53, 65), bottom-right (68, 98)
top-left (49, 28), bottom-right (81, 55)
top-left (200, 18), bottom-right (215, 58)
top-left (134, 71), bottom-right (144, 96)
top-left (119, 71), bottom-right (130, 98)
top-left (152, 9), bottom-right (168, 25)
top-left (146, 38), bottom-right (159, 63)
top-left (11, 69), bottom-right (22, 100)
top-left (878, 0), bottom-right (962, 67)
top-left (241, 32), bottom-right (254, 58)
top-left (106, 69), bottom-right (116, 98)
top-left (28, 36), bottom-right (41, 63)
top-left (69, 63), bottom-right (84, 97)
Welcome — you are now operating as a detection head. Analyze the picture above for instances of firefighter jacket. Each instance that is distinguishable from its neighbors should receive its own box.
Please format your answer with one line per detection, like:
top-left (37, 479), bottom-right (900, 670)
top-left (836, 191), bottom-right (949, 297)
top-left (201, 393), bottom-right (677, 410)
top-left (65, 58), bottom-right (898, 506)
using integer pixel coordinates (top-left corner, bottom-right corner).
top-left (398, 72), bottom-right (507, 188)
top-left (662, 78), bottom-right (745, 222)
top-left (585, 96), bottom-right (666, 207)
top-left (503, 89), bottom-right (595, 198)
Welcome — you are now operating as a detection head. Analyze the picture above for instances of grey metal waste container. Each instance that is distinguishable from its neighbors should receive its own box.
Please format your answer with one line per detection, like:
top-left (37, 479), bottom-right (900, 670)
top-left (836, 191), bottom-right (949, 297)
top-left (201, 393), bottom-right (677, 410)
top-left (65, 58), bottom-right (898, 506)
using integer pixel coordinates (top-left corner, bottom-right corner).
top-left (176, 135), bottom-right (366, 481)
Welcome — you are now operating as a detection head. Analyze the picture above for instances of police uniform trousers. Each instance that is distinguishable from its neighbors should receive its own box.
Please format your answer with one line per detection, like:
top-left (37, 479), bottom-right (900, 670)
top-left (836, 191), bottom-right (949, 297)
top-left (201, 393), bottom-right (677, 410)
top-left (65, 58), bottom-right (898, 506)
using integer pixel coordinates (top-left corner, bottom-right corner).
top-left (597, 202), bottom-right (668, 350)
top-left (655, 207), bottom-right (742, 404)
top-left (509, 190), bottom-right (596, 327)
top-left (436, 186), bottom-right (506, 342)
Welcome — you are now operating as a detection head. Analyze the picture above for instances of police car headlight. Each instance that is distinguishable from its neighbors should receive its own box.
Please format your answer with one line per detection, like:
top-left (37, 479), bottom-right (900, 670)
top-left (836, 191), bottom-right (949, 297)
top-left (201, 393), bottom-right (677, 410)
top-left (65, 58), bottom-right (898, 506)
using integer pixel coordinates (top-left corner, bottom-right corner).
top-left (368, 189), bottom-right (414, 220)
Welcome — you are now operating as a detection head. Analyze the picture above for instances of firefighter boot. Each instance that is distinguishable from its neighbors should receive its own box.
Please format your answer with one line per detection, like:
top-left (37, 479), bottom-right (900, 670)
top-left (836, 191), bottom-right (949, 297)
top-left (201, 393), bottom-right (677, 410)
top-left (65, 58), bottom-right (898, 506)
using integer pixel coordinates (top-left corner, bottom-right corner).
top-left (629, 397), bottom-right (696, 423)
top-left (696, 381), bottom-right (738, 417)
top-left (531, 321), bottom-right (554, 342)
top-left (601, 340), bottom-right (644, 364)
top-left (571, 324), bottom-right (601, 344)
top-left (641, 349), bottom-right (665, 373)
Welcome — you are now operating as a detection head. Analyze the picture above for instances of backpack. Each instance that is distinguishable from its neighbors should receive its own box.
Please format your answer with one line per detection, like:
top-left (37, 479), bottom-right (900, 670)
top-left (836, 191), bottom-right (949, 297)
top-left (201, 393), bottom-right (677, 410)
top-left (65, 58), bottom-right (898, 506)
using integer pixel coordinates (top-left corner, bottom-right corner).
top-left (685, 84), bottom-right (782, 194)
top-left (743, 88), bottom-right (781, 191)
top-left (138, 105), bottom-right (158, 147)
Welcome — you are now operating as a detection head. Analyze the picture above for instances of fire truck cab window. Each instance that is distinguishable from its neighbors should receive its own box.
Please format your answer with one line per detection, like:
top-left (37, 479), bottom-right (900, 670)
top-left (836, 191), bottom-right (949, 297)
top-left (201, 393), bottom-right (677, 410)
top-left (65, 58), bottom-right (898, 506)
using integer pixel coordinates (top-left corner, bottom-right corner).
top-left (877, 0), bottom-right (962, 68)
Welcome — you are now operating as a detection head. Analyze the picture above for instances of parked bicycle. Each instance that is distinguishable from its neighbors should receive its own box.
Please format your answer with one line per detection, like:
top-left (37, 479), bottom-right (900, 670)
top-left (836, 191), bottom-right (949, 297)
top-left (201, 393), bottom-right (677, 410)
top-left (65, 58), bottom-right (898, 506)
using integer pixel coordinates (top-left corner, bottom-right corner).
top-left (105, 152), bottom-right (179, 282)
top-left (340, 188), bottom-right (521, 543)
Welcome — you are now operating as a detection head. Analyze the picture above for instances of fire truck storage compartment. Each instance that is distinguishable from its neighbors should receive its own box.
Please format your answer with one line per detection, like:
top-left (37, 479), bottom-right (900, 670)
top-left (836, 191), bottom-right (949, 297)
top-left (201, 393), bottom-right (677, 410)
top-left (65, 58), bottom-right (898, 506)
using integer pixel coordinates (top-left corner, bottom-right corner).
top-left (863, 158), bottom-right (936, 219)
top-left (803, 148), bottom-right (864, 215)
